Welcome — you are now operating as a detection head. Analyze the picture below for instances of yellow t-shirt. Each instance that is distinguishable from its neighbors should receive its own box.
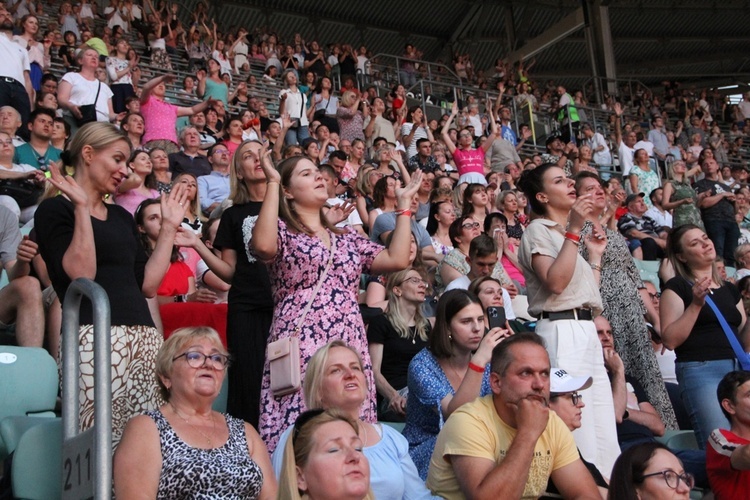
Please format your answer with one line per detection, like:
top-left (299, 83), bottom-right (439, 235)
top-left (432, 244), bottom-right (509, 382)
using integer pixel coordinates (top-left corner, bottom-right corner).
top-left (426, 395), bottom-right (579, 500)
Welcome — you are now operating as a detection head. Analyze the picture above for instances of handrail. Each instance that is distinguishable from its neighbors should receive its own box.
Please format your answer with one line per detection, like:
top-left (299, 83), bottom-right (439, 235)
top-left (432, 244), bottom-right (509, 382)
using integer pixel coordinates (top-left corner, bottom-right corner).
top-left (583, 76), bottom-right (651, 106)
top-left (368, 53), bottom-right (462, 87)
top-left (62, 278), bottom-right (112, 500)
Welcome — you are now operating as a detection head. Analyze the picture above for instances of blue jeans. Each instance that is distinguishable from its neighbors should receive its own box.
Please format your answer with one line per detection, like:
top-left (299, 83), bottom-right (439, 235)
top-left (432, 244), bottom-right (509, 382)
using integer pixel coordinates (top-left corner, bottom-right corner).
top-left (284, 125), bottom-right (310, 146)
top-left (676, 358), bottom-right (739, 449)
top-left (704, 218), bottom-right (740, 266)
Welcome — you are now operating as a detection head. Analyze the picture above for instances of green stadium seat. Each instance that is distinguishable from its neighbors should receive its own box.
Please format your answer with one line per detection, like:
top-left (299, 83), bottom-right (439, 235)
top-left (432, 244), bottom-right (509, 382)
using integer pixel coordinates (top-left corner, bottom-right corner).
top-left (10, 418), bottom-right (62, 500)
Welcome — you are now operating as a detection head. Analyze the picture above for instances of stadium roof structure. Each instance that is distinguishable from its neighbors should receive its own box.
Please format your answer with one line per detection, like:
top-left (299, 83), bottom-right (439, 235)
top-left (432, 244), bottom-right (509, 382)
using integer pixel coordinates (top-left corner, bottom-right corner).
top-left (203, 0), bottom-right (750, 92)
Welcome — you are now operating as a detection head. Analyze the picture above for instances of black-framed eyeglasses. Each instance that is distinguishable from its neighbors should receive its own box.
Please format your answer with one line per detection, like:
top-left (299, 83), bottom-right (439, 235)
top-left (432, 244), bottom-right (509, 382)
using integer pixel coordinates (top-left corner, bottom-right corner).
top-left (462, 222), bottom-right (481, 230)
top-left (641, 470), bottom-right (694, 490)
top-left (293, 408), bottom-right (325, 446)
top-left (551, 392), bottom-right (582, 406)
top-left (648, 292), bottom-right (661, 300)
top-left (399, 277), bottom-right (429, 287)
top-left (173, 351), bottom-right (230, 370)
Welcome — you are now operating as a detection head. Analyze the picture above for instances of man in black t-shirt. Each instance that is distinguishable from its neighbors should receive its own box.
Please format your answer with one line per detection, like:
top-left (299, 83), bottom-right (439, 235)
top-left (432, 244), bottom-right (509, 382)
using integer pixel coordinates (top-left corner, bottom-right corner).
top-left (696, 157), bottom-right (740, 266)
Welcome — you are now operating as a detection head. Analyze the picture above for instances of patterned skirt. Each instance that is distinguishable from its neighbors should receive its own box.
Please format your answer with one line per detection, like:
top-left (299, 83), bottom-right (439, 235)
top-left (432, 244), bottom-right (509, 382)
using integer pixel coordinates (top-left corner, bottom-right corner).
top-left (59, 324), bottom-right (164, 447)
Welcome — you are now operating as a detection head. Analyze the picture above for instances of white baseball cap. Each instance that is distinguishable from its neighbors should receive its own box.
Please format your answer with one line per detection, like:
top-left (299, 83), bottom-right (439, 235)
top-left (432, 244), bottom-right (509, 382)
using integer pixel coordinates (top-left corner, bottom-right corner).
top-left (550, 367), bottom-right (593, 394)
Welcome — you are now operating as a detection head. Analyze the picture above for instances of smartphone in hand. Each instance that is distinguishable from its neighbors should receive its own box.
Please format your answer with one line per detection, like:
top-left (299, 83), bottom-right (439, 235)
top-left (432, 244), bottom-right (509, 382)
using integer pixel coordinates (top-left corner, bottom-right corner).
top-left (487, 306), bottom-right (506, 331)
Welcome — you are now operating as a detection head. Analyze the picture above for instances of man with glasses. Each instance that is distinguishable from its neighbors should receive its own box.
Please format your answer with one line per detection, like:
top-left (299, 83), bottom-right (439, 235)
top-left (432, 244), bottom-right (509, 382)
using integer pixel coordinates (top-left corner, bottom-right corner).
top-left (596, 315), bottom-right (708, 488)
top-left (197, 143), bottom-right (231, 216)
top-left (708, 371), bottom-right (750, 497)
top-left (426, 332), bottom-right (600, 499)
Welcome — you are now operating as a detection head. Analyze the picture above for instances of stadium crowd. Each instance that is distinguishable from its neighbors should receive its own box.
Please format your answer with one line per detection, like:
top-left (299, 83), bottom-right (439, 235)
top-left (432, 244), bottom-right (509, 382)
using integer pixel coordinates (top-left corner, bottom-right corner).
top-left (3, 0), bottom-right (750, 498)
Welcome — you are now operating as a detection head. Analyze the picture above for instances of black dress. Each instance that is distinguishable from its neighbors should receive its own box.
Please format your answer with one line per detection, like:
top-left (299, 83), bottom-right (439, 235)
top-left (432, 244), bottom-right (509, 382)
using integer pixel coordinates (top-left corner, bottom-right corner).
top-left (213, 201), bottom-right (273, 429)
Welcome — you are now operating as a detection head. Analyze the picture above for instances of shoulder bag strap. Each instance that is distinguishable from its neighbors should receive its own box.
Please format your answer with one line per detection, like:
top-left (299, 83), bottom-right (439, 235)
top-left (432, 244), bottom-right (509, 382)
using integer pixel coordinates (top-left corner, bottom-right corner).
top-left (292, 233), bottom-right (336, 336)
top-left (704, 294), bottom-right (750, 370)
top-left (93, 81), bottom-right (101, 107)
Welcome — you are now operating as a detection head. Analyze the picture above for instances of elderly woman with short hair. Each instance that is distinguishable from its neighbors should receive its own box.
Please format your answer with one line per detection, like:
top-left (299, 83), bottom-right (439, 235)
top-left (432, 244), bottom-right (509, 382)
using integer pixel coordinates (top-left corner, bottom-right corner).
top-left (114, 326), bottom-right (277, 499)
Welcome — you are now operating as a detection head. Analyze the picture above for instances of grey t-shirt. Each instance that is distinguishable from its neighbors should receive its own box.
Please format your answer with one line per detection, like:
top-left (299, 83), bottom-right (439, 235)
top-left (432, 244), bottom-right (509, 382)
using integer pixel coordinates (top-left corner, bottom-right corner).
top-left (369, 212), bottom-right (431, 248)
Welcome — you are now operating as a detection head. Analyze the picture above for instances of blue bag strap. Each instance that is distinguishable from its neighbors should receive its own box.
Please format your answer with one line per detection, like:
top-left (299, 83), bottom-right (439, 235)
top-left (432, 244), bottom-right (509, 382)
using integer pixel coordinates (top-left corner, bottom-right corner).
top-left (704, 294), bottom-right (750, 371)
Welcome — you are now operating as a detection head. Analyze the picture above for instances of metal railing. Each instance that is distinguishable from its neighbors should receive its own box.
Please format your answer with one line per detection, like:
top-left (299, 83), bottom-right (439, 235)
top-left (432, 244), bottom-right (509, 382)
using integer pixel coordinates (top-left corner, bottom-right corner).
top-left (61, 279), bottom-right (112, 500)
top-left (368, 54), bottom-right (462, 89)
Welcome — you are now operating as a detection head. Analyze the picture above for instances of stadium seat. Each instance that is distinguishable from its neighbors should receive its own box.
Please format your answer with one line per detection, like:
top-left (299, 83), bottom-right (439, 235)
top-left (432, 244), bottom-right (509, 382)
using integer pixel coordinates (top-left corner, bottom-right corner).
top-left (212, 376), bottom-right (229, 413)
top-left (381, 420), bottom-right (405, 433)
top-left (10, 418), bottom-right (62, 500)
top-left (725, 266), bottom-right (737, 279)
top-left (0, 346), bottom-right (58, 462)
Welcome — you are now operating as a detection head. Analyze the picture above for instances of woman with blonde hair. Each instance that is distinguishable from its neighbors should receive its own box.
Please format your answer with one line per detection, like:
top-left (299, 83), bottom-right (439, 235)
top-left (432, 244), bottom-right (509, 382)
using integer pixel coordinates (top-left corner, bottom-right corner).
top-left (273, 341), bottom-right (431, 499)
top-left (337, 90), bottom-right (366, 143)
top-left (172, 173), bottom-right (205, 235)
top-left (277, 408), bottom-right (373, 500)
top-left (368, 268), bottom-right (431, 422)
top-left (172, 140), bottom-right (273, 429)
top-left (354, 163), bottom-right (378, 226)
top-left (35, 122), bottom-right (188, 444)
top-left (114, 326), bottom-right (277, 499)
top-left (662, 159), bottom-right (703, 229)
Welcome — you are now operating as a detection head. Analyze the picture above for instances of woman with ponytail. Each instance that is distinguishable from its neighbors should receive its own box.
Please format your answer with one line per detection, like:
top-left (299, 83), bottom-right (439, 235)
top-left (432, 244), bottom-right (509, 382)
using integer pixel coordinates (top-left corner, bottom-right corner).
top-left (34, 122), bottom-right (189, 445)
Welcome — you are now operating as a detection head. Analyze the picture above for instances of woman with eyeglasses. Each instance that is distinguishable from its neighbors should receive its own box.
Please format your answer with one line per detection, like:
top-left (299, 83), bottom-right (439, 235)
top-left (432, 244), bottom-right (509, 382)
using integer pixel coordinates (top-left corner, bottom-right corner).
top-left (574, 172), bottom-right (678, 430)
top-left (367, 268), bottom-right (432, 422)
top-left (441, 101), bottom-right (498, 186)
top-left (434, 216), bottom-right (481, 293)
top-left (517, 163), bottom-right (620, 477)
top-left (543, 369), bottom-right (609, 498)
top-left (114, 326), bottom-right (277, 499)
top-left (35, 122), bottom-right (189, 445)
top-left (609, 442), bottom-right (693, 500)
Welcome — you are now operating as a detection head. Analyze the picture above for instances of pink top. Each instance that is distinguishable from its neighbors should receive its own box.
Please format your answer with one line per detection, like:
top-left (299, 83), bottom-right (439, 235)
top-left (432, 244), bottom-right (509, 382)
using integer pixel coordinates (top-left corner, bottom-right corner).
top-left (452, 148), bottom-right (485, 176)
top-left (113, 188), bottom-right (159, 215)
top-left (141, 96), bottom-right (179, 144)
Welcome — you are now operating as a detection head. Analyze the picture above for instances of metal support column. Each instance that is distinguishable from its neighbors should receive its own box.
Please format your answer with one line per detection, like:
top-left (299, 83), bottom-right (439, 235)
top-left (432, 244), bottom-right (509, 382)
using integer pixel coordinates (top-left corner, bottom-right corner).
top-left (61, 279), bottom-right (112, 500)
top-left (582, 0), bottom-right (618, 102)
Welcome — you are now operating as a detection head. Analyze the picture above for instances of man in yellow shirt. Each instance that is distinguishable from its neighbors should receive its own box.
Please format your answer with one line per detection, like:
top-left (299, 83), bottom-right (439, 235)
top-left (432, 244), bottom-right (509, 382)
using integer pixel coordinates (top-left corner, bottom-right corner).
top-left (426, 332), bottom-right (601, 499)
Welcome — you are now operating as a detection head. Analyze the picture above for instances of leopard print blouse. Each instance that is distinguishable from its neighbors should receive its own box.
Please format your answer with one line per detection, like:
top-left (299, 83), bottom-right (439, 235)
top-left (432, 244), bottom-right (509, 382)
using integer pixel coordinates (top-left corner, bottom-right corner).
top-left (147, 410), bottom-right (264, 499)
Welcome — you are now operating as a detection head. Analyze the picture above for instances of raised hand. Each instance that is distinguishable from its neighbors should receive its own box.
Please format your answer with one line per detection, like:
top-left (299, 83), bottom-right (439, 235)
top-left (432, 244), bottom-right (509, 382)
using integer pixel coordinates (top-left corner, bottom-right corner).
top-left (160, 182), bottom-right (188, 229)
top-left (395, 169), bottom-right (422, 208)
top-left (324, 200), bottom-right (356, 226)
top-left (47, 162), bottom-right (88, 206)
top-left (584, 224), bottom-right (607, 258)
top-left (173, 226), bottom-right (199, 248)
top-left (568, 193), bottom-right (595, 232)
top-left (258, 146), bottom-right (280, 183)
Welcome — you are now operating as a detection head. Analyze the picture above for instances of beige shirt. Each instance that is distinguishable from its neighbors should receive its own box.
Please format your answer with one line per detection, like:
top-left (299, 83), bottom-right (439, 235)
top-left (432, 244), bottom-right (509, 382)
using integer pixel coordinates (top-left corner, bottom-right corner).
top-left (518, 218), bottom-right (603, 317)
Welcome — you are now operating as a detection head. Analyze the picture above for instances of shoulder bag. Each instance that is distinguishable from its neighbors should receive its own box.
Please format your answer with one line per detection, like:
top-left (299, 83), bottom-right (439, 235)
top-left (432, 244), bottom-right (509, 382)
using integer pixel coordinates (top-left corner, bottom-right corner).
top-left (268, 234), bottom-right (336, 396)
top-left (75, 81), bottom-right (102, 127)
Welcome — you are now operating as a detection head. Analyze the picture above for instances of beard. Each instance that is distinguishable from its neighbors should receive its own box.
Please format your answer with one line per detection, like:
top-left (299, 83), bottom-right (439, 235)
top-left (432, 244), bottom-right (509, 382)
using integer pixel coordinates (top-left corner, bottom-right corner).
top-left (0, 21), bottom-right (13, 31)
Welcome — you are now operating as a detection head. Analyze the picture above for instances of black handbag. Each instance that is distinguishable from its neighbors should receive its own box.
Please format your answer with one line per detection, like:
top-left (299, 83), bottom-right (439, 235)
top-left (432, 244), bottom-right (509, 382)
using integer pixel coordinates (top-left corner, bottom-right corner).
top-left (0, 179), bottom-right (44, 208)
top-left (75, 81), bottom-right (101, 127)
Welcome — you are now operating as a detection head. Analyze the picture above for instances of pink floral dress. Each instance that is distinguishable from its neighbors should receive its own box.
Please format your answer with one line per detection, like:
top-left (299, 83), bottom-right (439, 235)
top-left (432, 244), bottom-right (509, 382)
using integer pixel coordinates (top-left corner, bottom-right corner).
top-left (258, 220), bottom-right (383, 451)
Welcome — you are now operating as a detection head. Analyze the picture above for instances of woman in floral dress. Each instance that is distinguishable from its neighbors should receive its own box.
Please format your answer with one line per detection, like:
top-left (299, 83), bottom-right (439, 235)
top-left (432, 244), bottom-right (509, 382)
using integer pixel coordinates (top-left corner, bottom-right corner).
top-left (252, 154), bottom-right (421, 452)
